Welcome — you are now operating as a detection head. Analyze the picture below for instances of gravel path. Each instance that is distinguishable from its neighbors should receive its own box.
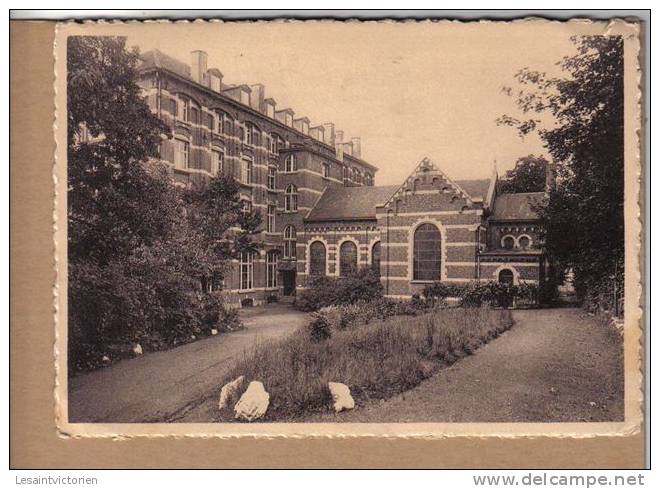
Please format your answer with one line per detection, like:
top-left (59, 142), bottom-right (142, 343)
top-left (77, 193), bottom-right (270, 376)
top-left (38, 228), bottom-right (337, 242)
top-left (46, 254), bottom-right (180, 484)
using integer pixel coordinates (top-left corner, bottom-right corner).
top-left (67, 303), bottom-right (308, 423)
top-left (306, 308), bottom-right (624, 423)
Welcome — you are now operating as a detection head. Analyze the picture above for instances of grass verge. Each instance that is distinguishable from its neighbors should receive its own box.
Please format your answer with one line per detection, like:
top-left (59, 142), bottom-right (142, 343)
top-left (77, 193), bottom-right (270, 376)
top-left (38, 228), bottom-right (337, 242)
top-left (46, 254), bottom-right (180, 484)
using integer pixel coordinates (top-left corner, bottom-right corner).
top-left (216, 306), bottom-right (513, 421)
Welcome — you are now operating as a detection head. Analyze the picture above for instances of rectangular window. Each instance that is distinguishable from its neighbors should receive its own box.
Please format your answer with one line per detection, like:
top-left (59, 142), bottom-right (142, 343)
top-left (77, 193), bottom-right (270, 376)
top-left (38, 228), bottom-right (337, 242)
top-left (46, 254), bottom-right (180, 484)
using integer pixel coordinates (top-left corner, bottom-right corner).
top-left (266, 204), bottom-right (275, 232)
top-left (322, 163), bottom-right (330, 178)
top-left (242, 199), bottom-right (252, 217)
top-left (177, 99), bottom-right (189, 122)
top-left (266, 252), bottom-right (278, 288)
top-left (174, 139), bottom-right (189, 168)
top-left (239, 252), bottom-right (254, 290)
top-left (342, 166), bottom-right (349, 184)
top-left (189, 106), bottom-right (199, 125)
top-left (211, 149), bottom-right (224, 175)
top-left (267, 166), bottom-right (276, 190)
top-left (241, 158), bottom-right (253, 184)
top-left (284, 154), bottom-right (297, 172)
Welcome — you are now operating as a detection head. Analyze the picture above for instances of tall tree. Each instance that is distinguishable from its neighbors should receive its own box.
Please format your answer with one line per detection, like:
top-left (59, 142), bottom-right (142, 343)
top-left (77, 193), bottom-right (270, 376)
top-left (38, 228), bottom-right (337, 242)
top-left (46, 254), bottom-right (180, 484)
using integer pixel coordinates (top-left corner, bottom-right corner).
top-left (66, 37), bottom-right (260, 370)
top-left (67, 36), bottom-right (173, 264)
top-left (498, 36), bottom-right (624, 306)
top-left (499, 155), bottom-right (549, 194)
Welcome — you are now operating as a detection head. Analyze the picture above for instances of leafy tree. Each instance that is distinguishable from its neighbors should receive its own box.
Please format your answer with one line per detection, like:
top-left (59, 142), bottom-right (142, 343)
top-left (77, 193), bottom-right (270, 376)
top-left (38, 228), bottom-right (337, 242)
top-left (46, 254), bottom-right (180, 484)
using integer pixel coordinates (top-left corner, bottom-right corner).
top-left (498, 155), bottom-right (549, 194)
top-left (67, 36), bottom-right (173, 264)
top-left (498, 36), bottom-right (624, 308)
top-left (66, 37), bottom-right (258, 371)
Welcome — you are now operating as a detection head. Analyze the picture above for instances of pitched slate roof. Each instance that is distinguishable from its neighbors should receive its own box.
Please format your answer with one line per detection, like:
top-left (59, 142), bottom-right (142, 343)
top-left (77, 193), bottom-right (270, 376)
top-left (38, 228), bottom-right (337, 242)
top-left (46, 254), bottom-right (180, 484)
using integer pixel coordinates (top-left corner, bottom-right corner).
top-left (454, 179), bottom-right (491, 202)
top-left (140, 50), bottom-right (191, 79)
top-left (306, 185), bottom-right (399, 221)
top-left (492, 192), bottom-right (545, 220)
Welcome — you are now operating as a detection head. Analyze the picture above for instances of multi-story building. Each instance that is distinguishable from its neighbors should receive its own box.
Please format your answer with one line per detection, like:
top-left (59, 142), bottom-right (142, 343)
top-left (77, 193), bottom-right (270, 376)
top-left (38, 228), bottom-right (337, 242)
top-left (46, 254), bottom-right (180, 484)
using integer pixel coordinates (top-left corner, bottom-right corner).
top-left (138, 49), bottom-right (550, 307)
top-left (138, 49), bottom-right (378, 307)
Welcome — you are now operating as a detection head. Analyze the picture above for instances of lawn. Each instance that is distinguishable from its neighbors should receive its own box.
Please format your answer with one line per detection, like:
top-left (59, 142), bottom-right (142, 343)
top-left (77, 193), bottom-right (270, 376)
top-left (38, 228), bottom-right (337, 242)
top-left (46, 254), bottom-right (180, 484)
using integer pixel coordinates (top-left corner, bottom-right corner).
top-left (215, 306), bottom-right (513, 421)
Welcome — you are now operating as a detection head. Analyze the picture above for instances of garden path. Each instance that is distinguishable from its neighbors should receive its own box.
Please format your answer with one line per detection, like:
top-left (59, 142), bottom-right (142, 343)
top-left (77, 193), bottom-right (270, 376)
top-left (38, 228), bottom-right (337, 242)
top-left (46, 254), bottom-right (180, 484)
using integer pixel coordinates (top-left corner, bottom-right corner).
top-left (67, 303), bottom-right (309, 423)
top-left (307, 308), bottom-right (624, 423)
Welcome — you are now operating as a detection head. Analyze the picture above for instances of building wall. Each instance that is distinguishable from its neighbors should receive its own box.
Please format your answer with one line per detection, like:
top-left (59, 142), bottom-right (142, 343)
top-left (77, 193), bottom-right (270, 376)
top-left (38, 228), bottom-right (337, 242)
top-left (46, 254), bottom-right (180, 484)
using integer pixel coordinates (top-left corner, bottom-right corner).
top-left (137, 65), bottom-right (377, 307)
top-left (300, 220), bottom-right (381, 287)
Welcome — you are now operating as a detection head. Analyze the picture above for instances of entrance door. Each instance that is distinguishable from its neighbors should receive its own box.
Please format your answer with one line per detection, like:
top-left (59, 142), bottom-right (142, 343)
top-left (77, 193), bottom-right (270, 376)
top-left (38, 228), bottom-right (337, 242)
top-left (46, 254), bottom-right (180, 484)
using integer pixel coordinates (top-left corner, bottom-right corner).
top-left (282, 270), bottom-right (296, 296)
top-left (498, 269), bottom-right (515, 308)
top-left (498, 269), bottom-right (514, 286)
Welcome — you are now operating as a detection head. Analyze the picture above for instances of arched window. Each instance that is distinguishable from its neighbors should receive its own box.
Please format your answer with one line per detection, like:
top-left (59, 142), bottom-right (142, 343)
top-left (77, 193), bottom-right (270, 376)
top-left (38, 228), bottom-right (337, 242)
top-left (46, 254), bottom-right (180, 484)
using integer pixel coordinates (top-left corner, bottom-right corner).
top-left (339, 241), bottom-right (358, 277)
top-left (502, 235), bottom-right (515, 250)
top-left (518, 235), bottom-right (532, 250)
top-left (284, 154), bottom-right (297, 172)
top-left (284, 184), bottom-right (298, 212)
top-left (284, 226), bottom-right (296, 259)
top-left (413, 224), bottom-right (441, 281)
top-left (371, 241), bottom-right (381, 275)
top-left (498, 269), bottom-right (515, 286)
top-left (309, 241), bottom-right (326, 277)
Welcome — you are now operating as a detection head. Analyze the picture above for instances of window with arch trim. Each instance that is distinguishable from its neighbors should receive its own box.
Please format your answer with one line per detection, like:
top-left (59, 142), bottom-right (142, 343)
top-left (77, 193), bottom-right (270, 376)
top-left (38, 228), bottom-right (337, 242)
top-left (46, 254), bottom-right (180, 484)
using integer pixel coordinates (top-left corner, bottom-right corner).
top-left (518, 235), bottom-right (532, 250)
top-left (413, 223), bottom-right (442, 281)
top-left (502, 235), bottom-right (515, 250)
top-left (284, 184), bottom-right (298, 212)
top-left (309, 241), bottom-right (327, 277)
top-left (371, 241), bottom-right (381, 275)
top-left (284, 226), bottom-right (297, 259)
top-left (339, 241), bottom-right (358, 277)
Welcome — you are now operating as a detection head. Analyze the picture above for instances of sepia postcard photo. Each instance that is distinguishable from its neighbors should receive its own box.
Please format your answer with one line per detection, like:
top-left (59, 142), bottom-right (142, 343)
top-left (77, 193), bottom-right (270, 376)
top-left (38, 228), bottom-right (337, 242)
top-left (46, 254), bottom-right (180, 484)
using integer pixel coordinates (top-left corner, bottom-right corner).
top-left (52, 18), bottom-right (643, 439)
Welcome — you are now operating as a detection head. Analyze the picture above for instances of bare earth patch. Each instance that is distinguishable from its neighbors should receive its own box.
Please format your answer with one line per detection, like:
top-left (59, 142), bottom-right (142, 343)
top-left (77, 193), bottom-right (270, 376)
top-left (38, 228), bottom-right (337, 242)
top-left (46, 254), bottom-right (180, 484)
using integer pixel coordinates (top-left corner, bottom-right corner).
top-left (303, 308), bottom-right (623, 423)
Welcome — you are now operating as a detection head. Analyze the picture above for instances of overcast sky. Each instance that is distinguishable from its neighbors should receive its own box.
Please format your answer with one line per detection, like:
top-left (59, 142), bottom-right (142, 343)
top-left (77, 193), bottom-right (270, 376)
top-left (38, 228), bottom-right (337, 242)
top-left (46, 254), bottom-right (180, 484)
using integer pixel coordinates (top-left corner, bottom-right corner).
top-left (127, 21), bottom-right (576, 185)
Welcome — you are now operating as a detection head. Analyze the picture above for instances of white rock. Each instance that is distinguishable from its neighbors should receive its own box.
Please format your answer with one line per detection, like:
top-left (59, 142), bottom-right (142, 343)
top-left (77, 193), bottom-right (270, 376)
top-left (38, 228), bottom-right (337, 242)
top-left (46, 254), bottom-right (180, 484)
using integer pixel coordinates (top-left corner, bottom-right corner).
top-left (234, 381), bottom-right (269, 421)
top-left (218, 375), bottom-right (245, 410)
top-left (132, 343), bottom-right (143, 355)
top-left (101, 355), bottom-right (110, 363)
top-left (328, 382), bottom-right (355, 412)
top-left (211, 329), bottom-right (218, 336)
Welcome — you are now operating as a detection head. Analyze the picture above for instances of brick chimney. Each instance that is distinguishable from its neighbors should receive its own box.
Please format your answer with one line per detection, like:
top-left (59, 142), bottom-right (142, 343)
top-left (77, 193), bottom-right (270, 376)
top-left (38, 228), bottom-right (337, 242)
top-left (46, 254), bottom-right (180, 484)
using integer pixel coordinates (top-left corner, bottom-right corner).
top-left (249, 84), bottom-right (265, 111)
top-left (322, 123), bottom-right (335, 146)
top-left (191, 50), bottom-right (208, 85)
top-left (350, 137), bottom-right (361, 158)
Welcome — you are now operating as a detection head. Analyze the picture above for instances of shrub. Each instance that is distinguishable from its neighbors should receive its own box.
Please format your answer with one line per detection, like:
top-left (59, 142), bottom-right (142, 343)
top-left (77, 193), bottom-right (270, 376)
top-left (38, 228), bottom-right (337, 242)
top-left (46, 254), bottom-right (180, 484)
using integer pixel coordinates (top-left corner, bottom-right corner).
top-left (422, 281), bottom-right (539, 308)
top-left (68, 257), bottom-right (242, 373)
top-left (308, 313), bottom-right (333, 342)
top-left (219, 307), bottom-right (513, 421)
top-left (295, 268), bottom-right (383, 311)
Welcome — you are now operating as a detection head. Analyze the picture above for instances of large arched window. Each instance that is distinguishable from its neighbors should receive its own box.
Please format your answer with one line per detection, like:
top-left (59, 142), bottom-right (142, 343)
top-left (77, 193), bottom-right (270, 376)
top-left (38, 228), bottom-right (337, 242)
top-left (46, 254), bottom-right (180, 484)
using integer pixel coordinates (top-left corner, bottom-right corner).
top-left (413, 224), bottom-right (442, 281)
top-left (371, 241), bottom-right (381, 275)
top-left (284, 226), bottom-right (297, 259)
top-left (309, 241), bottom-right (326, 277)
top-left (339, 241), bottom-right (358, 277)
top-left (284, 184), bottom-right (298, 212)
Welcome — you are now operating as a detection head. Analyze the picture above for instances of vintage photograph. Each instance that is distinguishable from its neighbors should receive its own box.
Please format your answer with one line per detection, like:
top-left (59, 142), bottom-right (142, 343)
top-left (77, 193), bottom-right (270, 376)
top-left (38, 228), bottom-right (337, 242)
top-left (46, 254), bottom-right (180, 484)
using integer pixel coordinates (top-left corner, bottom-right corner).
top-left (54, 19), bottom-right (642, 437)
